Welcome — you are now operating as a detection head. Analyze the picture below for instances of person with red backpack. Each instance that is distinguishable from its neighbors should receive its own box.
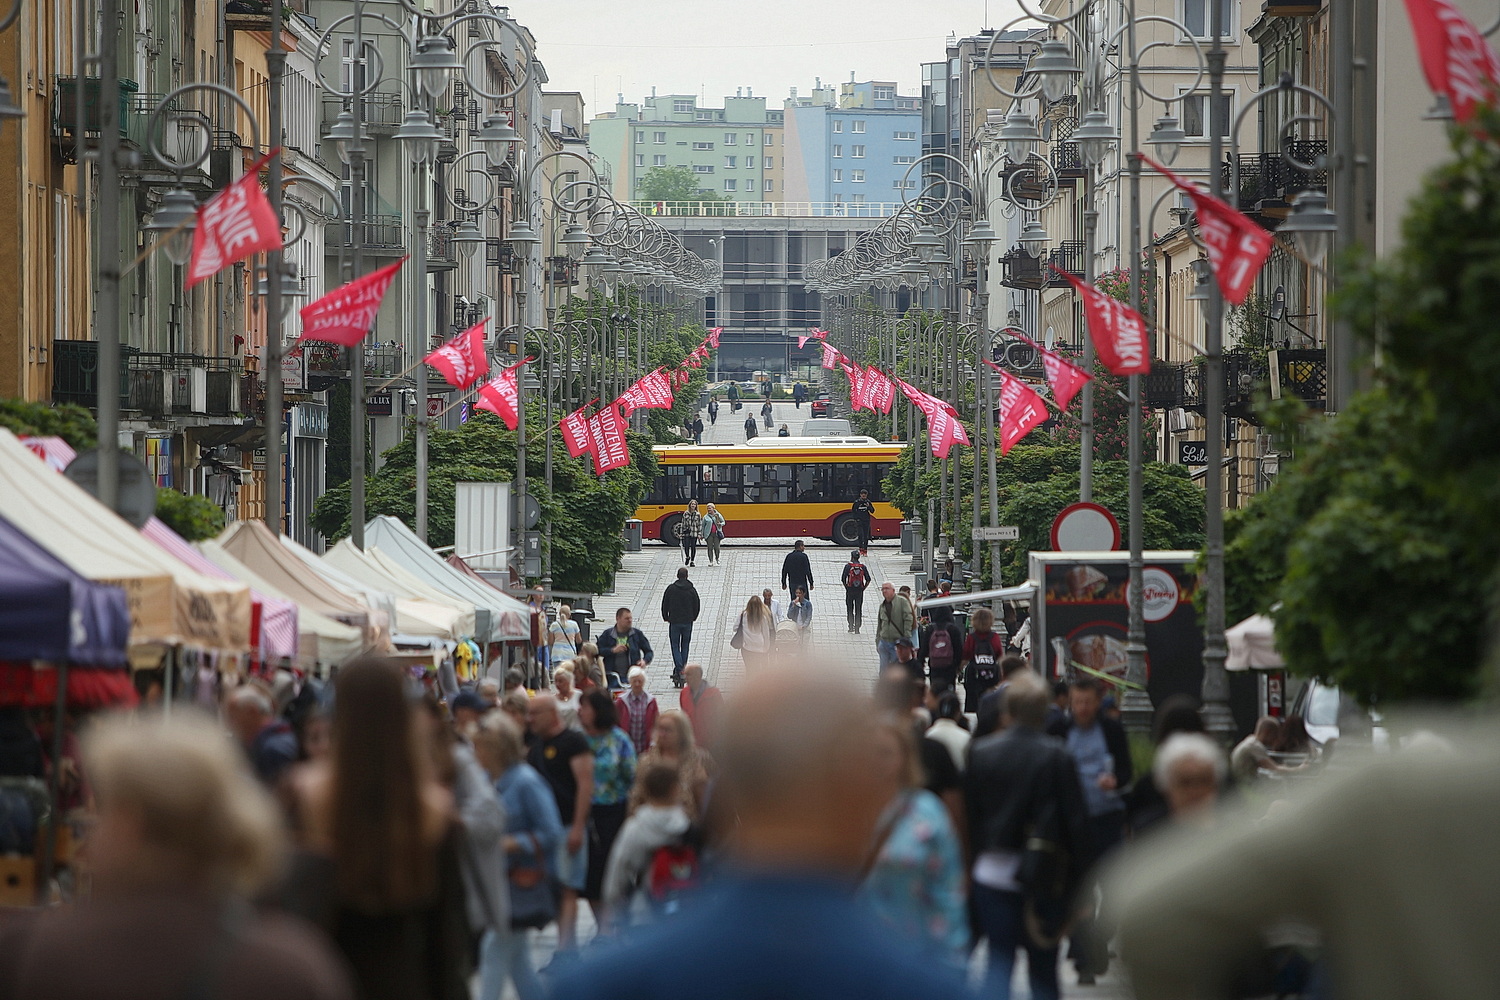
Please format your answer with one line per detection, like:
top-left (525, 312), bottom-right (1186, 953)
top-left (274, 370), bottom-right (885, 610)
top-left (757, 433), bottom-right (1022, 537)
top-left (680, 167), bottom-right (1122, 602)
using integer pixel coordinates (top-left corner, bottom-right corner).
top-left (840, 550), bottom-right (872, 634)
top-left (603, 763), bottom-right (696, 925)
top-left (959, 607), bottom-right (1009, 713)
top-left (921, 617), bottom-right (965, 695)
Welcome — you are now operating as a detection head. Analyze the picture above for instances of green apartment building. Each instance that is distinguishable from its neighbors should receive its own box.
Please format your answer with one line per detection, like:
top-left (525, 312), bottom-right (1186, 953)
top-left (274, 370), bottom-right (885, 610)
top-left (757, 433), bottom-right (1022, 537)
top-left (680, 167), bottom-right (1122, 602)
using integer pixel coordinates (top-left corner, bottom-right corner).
top-left (588, 90), bottom-right (786, 206)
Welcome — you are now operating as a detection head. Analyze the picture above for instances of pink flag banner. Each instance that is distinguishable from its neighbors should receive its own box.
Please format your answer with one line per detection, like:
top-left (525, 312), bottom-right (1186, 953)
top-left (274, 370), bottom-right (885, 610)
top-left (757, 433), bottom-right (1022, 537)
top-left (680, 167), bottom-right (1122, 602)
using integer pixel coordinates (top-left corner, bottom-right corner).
top-left (186, 150), bottom-right (283, 289)
top-left (706, 327), bottom-right (722, 348)
top-left (987, 362), bottom-right (1051, 454)
top-left (1049, 266), bottom-right (1151, 376)
top-left (424, 318), bottom-right (491, 390)
top-left (820, 341), bottom-right (843, 370)
top-left (618, 369), bottom-right (676, 415)
top-left (297, 258), bottom-right (408, 346)
top-left (1142, 155), bottom-right (1273, 306)
top-left (560, 406), bottom-right (595, 458)
top-left (588, 404), bottom-right (631, 474)
top-left (475, 358), bottom-right (530, 430)
top-left (1002, 332), bottom-right (1093, 412)
top-left (1404, 0), bottom-right (1500, 124)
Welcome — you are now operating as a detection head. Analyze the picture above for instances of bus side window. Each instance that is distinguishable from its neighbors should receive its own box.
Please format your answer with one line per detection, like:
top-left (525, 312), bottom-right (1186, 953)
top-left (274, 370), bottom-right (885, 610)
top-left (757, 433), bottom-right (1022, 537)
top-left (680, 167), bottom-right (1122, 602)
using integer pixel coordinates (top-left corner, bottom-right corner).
top-left (773, 464), bottom-right (793, 504)
top-left (793, 464), bottom-right (824, 501)
top-left (649, 474), bottom-right (671, 503)
top-left (702, 463), bottom-right (742, 504)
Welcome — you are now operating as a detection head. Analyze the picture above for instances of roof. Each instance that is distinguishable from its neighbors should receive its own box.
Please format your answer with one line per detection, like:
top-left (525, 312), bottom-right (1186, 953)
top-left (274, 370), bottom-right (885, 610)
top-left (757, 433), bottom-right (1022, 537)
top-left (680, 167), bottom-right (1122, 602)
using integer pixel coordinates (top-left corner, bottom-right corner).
top-left (654, 439), bottom-right (904, 464)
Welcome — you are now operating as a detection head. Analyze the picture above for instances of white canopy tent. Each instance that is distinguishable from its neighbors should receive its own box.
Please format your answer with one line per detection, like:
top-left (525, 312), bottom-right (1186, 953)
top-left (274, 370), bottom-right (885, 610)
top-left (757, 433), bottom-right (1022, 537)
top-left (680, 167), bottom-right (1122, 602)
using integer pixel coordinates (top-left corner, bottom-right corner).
top-left (310, 539), bottom-right (465, 641)
top-left (364, 516), bottom-right (532, 642)
top-left (1226, 613), bottom-right (1284, 671)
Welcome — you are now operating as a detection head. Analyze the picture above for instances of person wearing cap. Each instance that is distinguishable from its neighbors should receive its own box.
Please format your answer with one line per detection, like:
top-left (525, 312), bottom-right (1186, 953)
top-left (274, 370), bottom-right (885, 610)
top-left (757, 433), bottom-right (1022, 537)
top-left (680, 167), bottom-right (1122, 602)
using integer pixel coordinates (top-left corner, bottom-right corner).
top-left (450, 690), bottom-right (488, 732)
top-left (614, 667), bottom-right (660, 755)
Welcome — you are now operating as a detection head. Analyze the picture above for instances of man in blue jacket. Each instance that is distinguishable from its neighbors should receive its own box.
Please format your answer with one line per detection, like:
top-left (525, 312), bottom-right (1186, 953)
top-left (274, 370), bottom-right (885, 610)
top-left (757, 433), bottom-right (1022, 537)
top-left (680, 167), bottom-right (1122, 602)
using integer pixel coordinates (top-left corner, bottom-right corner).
top-left (596, 607), bottom-right (654, 683)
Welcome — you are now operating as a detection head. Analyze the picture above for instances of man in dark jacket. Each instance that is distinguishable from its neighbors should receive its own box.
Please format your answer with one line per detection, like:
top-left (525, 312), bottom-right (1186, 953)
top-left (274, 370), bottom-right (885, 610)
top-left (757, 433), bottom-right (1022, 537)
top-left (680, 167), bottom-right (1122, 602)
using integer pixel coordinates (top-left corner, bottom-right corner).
top-left (780, 539), bottom-right (814, 598)
top-left (659, 569), bottom-right (700, 688)
top-left (744, 414), bottom-right (758, 440)
top-left (965, 672), bottom-right (1092, 1000)
top-left (1045, 675), bottom-right (1133, 984)
top-left (596, 607), bottom-right (654, 684)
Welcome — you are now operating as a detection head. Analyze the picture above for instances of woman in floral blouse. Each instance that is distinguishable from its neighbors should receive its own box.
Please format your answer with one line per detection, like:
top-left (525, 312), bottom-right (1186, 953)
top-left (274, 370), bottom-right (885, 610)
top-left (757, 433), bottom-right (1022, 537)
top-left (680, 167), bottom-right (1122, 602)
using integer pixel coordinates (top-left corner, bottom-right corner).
top-left (578, 687), bottom-right (637, 927)
top-left (860, 715), bottom-right (968, 964)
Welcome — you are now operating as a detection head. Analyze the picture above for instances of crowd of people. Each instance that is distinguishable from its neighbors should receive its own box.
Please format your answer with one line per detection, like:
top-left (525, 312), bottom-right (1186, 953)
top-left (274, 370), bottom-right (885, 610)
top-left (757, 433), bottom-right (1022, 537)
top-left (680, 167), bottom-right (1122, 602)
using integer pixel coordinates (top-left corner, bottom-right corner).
top-left (1, 552), bottom-right (1493, 1000)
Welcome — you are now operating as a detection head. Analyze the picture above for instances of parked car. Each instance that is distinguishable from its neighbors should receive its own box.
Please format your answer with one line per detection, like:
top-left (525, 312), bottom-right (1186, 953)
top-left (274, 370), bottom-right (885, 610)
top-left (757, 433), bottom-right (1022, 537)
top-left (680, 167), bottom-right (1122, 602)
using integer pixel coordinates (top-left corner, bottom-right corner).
top-left (810, 397), bottom-right (830, 417)
top-left (1287, 680), bottom-right (1388, 751)
top-left (799, 417), bottom-right (853, 436)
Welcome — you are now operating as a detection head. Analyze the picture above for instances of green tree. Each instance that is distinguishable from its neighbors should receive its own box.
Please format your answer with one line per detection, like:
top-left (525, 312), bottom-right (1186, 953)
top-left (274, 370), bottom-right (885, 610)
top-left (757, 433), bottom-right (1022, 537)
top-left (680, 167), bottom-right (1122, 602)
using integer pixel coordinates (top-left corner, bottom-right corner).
top-left (635, 166), bottom-right (726, 204)
top-left (1225, 109), bottom-right (1500, 706)
top-left (310, 412), bottom-right (658, 594)
top-left (154, 488), bottom-right (225, 540)
top-left (0, 398), bottom-right (99, 450)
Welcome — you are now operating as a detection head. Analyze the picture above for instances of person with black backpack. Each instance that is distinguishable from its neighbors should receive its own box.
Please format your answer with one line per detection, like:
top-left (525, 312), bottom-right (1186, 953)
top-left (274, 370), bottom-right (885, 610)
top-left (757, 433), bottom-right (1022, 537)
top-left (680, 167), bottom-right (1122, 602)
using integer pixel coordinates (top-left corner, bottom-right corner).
top-left (840, 550), bottom-right (872, 634)
top-left (960, 607), bottom-right (1009, 714)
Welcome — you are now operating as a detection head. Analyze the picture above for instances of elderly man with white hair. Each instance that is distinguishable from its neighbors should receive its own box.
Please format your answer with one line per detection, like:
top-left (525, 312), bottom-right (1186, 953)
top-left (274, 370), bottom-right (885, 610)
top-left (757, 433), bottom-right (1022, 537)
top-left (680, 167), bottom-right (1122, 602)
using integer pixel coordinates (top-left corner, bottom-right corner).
top-left (615, 666), bottom-right (660, 754)
top-left (1152, 733), bottom-right (1227, 826)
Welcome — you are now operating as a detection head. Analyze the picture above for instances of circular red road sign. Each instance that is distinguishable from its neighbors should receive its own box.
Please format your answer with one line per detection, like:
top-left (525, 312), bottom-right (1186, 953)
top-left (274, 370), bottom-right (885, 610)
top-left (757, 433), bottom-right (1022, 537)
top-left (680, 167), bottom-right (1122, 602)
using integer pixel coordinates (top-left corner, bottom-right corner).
top-left (1050, 502), bottom-right (1122, 551)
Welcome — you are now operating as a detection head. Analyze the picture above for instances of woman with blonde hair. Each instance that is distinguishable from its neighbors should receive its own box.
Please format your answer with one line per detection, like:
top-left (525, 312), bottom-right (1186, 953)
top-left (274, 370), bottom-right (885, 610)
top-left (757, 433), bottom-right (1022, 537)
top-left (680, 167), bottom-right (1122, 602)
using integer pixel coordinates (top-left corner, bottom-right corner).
top-left (628, 709), bottom-right (714, 820)
top-left (285, 658), bottom-right (470, 1000)
top-left (734, 594), bottom-right (775, 672)
top-left (548, 604), bottom-right (580, 670)
top-left (2, 713), bottom-right (353, 998)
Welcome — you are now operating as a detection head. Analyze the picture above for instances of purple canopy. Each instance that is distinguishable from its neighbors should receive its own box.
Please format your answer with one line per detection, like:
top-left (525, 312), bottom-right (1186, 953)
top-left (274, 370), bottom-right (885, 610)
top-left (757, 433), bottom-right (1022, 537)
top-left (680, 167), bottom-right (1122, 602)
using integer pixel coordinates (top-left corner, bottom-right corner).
top-left (0, 513), bottom-right (131, 667)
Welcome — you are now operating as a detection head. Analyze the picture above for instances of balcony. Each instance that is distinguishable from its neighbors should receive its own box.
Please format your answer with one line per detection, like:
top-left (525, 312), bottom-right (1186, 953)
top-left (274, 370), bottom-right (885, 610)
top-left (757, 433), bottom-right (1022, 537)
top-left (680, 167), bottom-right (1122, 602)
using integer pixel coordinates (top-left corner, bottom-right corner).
top-left (225, 0), bottom-right (273, 32)
top-left (365, 343), bottom-right (407, 380)
top-left (301, 343), bottom-right (347, 392)
top-left (546, 255), bottom-right (579, 286)
top-left (999, 247), bottom-right (1044, 290)
top-left (1182, 350), bottom-right (1271, 423)
top-left (53, 340), bottom-right (138, 408)
top-left (51, 77), bottom-right (139, 163)
top-left (1263, 0), bottom-right (1322, 15)
top-left (1224, 141), bottom-right (1328, 221)
top-left (320, 93), bottom-right (405, 136)
top-left (325, 214), bottom-right (407, 255)
top-left (488, 238), bottom-right (516, 275)
top-left (124, 353), bottom-right (243, 417)
top-left (1268, 348), bottom-right (1327, 410)
top-left (1043, 241), bottom-right (1085, 288)
top-left (1143, 361), bottom-right (1185, 409)
top-left (428, 228), bottom-right (459, 271)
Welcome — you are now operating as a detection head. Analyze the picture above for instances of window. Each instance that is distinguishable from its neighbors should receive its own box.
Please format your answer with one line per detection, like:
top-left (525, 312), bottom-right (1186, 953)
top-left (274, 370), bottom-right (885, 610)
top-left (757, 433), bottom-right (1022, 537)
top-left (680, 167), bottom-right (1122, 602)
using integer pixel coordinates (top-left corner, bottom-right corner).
top-left (1183, 0), bottom-right (1234, 39)
top-left (893, 155), bottom-right (916, 164)
top-left (653, 131), bottom-right (667, 144)
top-left (746, 133), bottom-right (755, 145)
top-left (693, 164), bottom-right (714, 173)
top-left (832, 169), bottom-right (842, 182)
top-left (851, 194), bottom-right (866, 204)
top-left (852, 145), bottom-right (865, 158)
top-left (1181, 92), bottom-right (1232, 137)
top-left (745, 156), bottom-right (755, 168)
top-left (653, 154), bottom-right (667, 166)
top-left (765, 179), bottom-right (775, 192)
top-left (852, 120), bottom-right (865, 133)
top-left (696, 111), bottom-right (713, 120)
top-left (851, 169), bottom-right (865, 182)
top-left (745, 179), bottom-right (757, 192)
top-left (832, 193), bottom-right (843, 204)
top-left (764, 133), bottom-right (774, 146)
top-left (692, 141), bottom-right (714, 150)
top-left (874, 86), bottom-right (895, 101)
top-left (832, 145), bottom-right (843, 158)
top-left (724, 179), bottom-right (737, 191)
top-left (725, 155), bottom-right (737, 168)
top-left (724, 133), bottom-right (737, 145)
top-left (635, 130), bottom-right (645, 143)
top-left (673, 99), bottom-right (693, 112)
top-left (634, 154), bottom-right (644, 167)
top-left (892, 178), bottom-right (915, 189)
top-left (893, 130), bottom-right (917, 140)
top-left (832, 120), bottom-right (843, 133)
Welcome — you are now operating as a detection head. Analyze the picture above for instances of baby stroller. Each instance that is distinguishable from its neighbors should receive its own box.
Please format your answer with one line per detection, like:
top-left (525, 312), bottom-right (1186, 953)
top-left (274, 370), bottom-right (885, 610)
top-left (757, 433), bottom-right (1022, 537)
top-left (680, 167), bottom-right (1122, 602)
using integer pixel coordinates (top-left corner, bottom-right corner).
top-left (774, 617), bottom-right (805, 663)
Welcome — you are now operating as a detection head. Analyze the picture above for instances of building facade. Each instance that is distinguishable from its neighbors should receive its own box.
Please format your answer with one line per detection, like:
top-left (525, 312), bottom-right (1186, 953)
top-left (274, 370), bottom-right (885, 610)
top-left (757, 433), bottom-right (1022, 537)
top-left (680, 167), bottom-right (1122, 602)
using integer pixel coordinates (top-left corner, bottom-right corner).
top-left (781, 78), bottom-right (921, 214)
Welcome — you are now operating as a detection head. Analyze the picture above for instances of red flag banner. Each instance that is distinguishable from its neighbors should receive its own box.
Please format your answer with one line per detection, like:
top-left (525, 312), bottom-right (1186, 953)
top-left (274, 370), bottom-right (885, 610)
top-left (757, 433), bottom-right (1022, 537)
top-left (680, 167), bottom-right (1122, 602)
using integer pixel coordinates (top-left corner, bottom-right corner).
top-left (842, 363), bottom-right (870, 412)
top-left (1002, 332), bottom-right (1093, 411)
top-left (865, 367), bottom-right (896, 414)
top-left (475, 357), bottom-right (530, 430)
top-left (820, 341), bottom-right (842, 370)
top-left (894, 377), bottom-right (959, 418)
top-left (560, 406), bottom-right (595, 458)
top-left (1404, 0), bottom-right (1500, 124)
top-left (987, 363), bottom-right (1051, 454)
top-left (297, 258), bottom-right (408, 346)
top-left (619, 369), bottom-right (675, 415)
top-left (588, 404), bottom-right (631, 474)
top-left (1141, 156), bottom-right (1272, 306)
top-left (1049, 267), bottom-right (1151, 376)
top-left (186, 150), bottom-right (284, 289)
top-left (927, 404), bottom-right (971, 459)
top-left (706, 327), bottom-right (722, 348)
top-left (798, 327), bottom-right (830, 349)
top-left (424, 318), bottom-right (491, 390)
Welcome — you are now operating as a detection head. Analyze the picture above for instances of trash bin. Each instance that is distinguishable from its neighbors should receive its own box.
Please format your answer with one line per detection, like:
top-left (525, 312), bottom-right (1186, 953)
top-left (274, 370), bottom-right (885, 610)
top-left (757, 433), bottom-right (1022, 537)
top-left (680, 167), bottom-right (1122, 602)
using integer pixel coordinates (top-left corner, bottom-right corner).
top-left (572, 609), bottom-right (592, 644)
top-left (623, 518), bottom-right (643, 552)
top-left (900, 520), bottom-right (914, 554)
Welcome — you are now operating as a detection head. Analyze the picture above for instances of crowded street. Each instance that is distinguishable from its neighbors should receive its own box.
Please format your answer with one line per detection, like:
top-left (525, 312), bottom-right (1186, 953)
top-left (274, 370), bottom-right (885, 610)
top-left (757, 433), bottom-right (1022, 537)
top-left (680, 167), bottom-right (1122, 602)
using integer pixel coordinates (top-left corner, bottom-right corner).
top-left (4, 0), bottom-right (1500, 998)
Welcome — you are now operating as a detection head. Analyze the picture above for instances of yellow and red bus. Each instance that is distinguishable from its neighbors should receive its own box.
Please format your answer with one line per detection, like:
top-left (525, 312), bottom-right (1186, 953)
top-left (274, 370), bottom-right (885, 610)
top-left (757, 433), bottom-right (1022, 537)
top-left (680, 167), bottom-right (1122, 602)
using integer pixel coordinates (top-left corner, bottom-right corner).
top-left (635, 437), bottom-right (905, 546)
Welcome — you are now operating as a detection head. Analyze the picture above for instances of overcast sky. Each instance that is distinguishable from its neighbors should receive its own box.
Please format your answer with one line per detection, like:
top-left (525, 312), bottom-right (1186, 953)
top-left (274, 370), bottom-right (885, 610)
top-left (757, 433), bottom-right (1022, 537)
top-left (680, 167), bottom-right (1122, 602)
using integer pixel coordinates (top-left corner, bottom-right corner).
top-left (510, 0), bottom-right (1025, 115)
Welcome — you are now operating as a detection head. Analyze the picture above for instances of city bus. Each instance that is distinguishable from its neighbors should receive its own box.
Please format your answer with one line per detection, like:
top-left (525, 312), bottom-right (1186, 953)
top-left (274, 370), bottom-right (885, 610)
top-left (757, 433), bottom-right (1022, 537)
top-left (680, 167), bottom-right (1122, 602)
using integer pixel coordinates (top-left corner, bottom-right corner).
top-left (635, 437), bottom-right (905, 546)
